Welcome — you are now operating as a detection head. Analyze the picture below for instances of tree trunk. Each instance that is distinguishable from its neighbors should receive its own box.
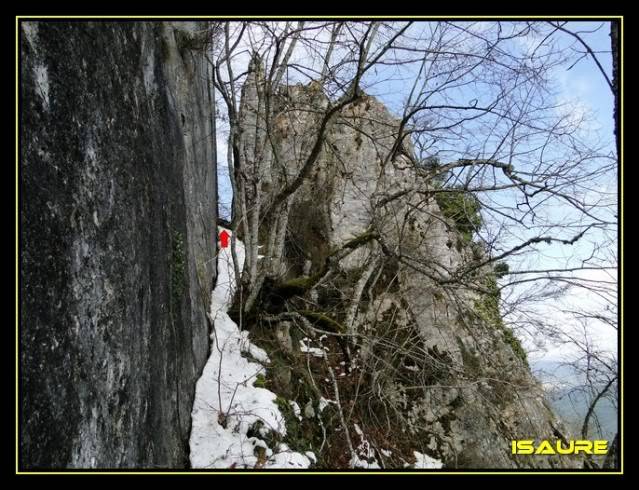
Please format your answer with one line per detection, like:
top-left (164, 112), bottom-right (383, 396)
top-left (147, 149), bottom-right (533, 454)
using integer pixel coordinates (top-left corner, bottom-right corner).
top-left (610, 21), bottom-right (620, 160)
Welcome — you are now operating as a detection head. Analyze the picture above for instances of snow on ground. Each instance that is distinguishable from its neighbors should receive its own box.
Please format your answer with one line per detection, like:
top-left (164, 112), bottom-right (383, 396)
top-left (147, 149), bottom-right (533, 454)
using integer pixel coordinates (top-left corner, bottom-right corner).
top-left (189, 228), bottom-right (314, 469)
top-left (299, 338), bottom-right (326, 358)
top-left (408, 451), bottom-right (443, 469)
top-left (289, 401), bottom-right (303, 421)
top-left (349, 423), bottom-right (381, 469)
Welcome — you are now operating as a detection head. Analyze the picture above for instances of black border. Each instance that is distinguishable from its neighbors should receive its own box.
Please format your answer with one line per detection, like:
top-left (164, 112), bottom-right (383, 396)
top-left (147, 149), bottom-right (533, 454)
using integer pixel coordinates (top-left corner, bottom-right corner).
top-left (12, 13), bottom-right (624, 476)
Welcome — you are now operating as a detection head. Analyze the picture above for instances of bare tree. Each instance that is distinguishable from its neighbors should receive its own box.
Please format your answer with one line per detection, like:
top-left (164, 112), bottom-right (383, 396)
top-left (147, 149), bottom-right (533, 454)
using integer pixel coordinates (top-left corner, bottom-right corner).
top-left (203, 20), bottom-right (618, 468)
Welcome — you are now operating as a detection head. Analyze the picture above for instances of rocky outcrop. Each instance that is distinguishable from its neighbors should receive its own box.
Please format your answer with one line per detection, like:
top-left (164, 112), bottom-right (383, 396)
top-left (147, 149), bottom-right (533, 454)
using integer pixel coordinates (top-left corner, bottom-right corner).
top-left (236, 77), bottom-right (579, 469)
top-left (20, 21), bottom-right (217, 468)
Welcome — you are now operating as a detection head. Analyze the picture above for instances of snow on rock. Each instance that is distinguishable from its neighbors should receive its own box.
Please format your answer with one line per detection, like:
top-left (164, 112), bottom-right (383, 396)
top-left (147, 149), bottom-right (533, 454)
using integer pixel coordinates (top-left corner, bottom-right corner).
top-left (190, 228), bottom-right (314, 469)
top-left (350, 455), bottom-right (381, 470)
top-left (349, 423), bottom-right (381, 469)
top-left (318, 397), bottom-right (334, 414)
top-left (299, 338), bottom-right (326, 358)
top-left (289, 401), bottom-right (303, 421)
top-left (406, 451), bottom-right (444, 469)
top-left (266, 443), bottom-right (314, 468)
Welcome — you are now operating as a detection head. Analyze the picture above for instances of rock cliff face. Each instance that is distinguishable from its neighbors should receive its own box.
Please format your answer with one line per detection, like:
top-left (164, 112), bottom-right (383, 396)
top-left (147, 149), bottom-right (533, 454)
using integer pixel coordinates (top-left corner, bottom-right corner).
top-left (20, 21), bottom-right (217, 468)
top-left (235, 75), bottom-right (578, 469)
top-left (20, 24), bottom-right (577, 469)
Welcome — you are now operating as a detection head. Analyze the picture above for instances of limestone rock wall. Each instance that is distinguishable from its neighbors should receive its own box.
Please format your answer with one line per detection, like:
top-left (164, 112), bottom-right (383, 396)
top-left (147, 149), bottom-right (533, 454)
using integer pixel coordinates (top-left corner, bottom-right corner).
top-left (249, 82), bottom-right (577, 469)
top-left (20, 21), bottom-right (217, 469)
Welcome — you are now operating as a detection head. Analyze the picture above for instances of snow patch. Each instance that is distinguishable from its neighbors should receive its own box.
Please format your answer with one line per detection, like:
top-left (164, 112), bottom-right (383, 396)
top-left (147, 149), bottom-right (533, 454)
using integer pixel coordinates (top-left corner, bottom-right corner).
top-left (318, 397), bottom-right (334, 413)
top-left (406, 451), bottom-right (443, 469)
top-left (300, 338), bottom-right (326, 358)
top-left (289, 401), bottom-right (303, 421)
top-left (349, 423), bottom-right (381, 469)
top-left (189, 228), bottom-right (314, 469)
top-left (267, 443), bottom-right (314, 468)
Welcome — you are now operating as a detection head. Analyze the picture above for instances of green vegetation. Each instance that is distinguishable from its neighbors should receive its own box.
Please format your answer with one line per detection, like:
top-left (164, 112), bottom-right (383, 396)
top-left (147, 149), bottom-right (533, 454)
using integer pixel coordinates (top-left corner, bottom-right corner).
top-left (267, 229), bottom-right (377, 306)
top-left (502, 327), bottom-right (528, 368)
top-left (298, 310), bottom-right (347, 334)
top-left (474, 275), bottom-right (503, 329)
top-left (274, 395), bottom-right (324, 458)
top-left (254, 373), bottom-right (267, 389)
top-left (493, 261), bottom-right (510, 279)
top-left (473, 274), bottom-right (528, 367)
top-left (329, 228), bottom-right (378, 255)
top-left (276, 273), bottom-right (324, 297)
top-left (434, 188), bottom-right (482, 245)
top-left (274, 396), bottom-right (303, 445)
top-left (430, 183), bottom-right (522, 366)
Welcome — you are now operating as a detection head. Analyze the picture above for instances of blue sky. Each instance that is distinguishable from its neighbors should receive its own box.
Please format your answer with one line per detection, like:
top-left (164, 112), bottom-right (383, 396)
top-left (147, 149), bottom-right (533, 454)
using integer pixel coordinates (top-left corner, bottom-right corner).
top-left (214, 21), bottom-right (619, 365)
top-left (554, 22), bottom-right (614, 140)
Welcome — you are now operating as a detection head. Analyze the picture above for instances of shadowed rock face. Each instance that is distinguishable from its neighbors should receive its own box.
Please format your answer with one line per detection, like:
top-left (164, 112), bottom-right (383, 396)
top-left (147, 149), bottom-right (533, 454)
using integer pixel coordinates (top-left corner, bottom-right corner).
top-left (20, 21), bottom-right (216, 469)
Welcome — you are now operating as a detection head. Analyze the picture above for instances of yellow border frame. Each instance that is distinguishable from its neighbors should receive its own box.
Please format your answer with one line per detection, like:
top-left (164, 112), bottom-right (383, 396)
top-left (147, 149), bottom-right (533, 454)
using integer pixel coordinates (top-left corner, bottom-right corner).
top-left (15, 14), bottom-right (624, 476)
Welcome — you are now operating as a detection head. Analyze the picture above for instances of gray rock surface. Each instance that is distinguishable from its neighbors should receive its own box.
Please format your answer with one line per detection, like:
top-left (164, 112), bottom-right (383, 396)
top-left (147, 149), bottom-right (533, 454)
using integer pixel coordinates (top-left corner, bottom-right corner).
top-left (241, 79), bottom-right (579, 469)
top-left (20, 21), bottom-right (217, 469)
